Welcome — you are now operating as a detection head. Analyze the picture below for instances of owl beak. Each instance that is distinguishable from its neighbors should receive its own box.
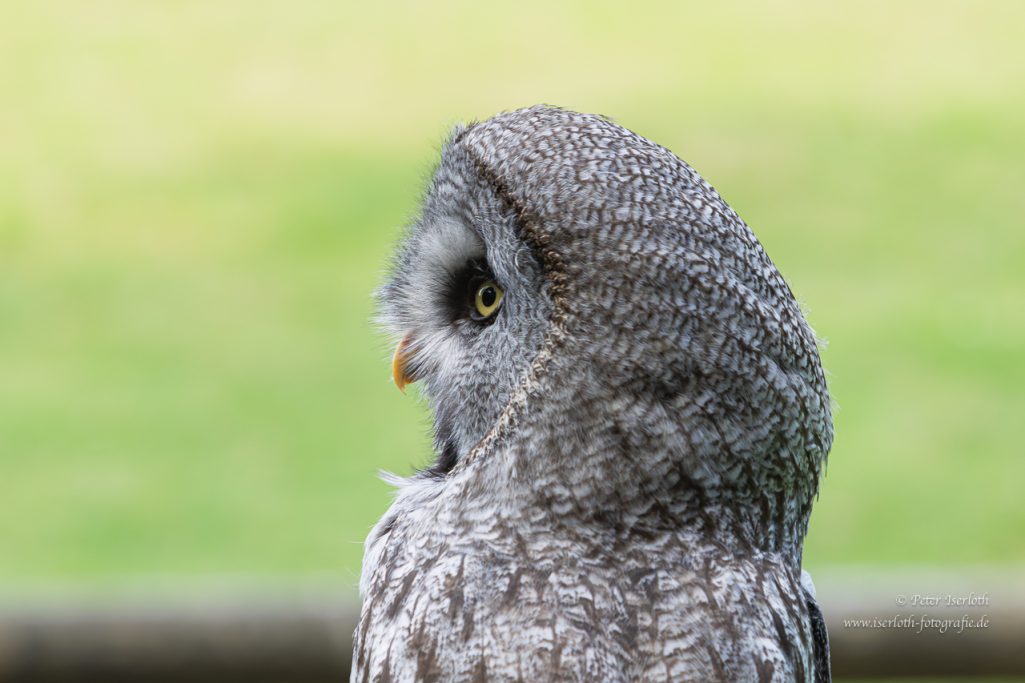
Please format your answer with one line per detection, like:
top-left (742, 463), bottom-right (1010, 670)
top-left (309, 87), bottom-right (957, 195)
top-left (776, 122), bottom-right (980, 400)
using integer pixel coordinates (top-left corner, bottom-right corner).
top-left (391, 332), bottom-right (417, 394)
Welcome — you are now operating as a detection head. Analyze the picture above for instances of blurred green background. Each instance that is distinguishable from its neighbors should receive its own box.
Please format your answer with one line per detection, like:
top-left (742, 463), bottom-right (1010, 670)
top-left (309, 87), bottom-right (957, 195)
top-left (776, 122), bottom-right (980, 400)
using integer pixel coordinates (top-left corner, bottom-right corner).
top-left (1, 0), bottom-right (1023, 592)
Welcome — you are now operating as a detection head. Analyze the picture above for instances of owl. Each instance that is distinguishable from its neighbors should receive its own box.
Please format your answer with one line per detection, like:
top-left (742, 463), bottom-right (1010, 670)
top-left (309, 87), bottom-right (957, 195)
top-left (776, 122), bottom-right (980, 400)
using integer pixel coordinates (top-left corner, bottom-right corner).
top-left (353, 106), bottom-right (833, 682)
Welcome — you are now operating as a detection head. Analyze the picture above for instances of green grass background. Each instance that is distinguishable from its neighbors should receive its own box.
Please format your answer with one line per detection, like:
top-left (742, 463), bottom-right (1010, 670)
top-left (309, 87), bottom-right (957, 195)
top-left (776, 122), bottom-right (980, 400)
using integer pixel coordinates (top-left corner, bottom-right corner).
top-left (1, 0), bottom-right (1023, 589)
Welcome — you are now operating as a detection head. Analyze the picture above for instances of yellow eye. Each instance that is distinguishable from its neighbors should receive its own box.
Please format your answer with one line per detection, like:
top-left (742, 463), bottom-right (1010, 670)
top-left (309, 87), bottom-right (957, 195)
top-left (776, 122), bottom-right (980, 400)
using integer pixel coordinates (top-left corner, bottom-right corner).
top-left (473, 280), bottom-right (503, 319)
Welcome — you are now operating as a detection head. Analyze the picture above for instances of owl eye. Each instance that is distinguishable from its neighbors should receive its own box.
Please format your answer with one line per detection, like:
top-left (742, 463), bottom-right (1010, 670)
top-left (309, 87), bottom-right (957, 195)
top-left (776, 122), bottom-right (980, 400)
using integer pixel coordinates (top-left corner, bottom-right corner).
top-left (471, 279), bottom-right (503, 321)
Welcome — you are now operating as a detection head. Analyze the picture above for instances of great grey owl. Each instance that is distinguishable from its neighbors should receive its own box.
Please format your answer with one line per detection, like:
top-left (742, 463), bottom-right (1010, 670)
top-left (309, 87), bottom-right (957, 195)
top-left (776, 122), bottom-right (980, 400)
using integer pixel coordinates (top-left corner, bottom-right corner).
top-left (353, 106), bottom-right (833, 682)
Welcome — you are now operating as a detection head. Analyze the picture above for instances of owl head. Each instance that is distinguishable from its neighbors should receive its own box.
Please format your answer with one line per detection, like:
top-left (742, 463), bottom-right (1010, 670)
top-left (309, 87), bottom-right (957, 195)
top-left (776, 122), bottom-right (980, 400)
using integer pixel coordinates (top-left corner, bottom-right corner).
top-left (377, 106), bottom-right (831, 554)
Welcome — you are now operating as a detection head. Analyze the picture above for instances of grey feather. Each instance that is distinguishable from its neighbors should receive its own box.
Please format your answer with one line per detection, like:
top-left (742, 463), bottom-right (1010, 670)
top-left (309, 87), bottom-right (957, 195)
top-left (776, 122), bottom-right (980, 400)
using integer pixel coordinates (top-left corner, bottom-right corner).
top-left (355, 106), bottom-right (833, 682)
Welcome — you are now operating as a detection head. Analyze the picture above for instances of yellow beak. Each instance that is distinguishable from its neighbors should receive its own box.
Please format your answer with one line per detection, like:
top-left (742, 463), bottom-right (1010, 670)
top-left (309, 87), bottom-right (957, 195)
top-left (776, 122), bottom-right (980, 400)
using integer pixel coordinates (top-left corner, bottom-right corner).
top-left (391, 332), bottom-right (416, 393)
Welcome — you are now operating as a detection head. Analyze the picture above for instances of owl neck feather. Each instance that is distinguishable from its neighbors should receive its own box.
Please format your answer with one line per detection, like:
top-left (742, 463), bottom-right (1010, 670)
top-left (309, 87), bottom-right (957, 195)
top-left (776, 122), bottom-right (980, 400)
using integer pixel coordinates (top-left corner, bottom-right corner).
top-left (464, 354), bottom-right (816, 568)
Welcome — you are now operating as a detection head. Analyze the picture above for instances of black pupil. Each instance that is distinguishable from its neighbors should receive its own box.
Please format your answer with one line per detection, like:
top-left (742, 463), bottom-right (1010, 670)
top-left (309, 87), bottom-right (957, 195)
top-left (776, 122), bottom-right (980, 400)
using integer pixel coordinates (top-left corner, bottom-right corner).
top-left (480, 286), bottom-right (497, 308)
